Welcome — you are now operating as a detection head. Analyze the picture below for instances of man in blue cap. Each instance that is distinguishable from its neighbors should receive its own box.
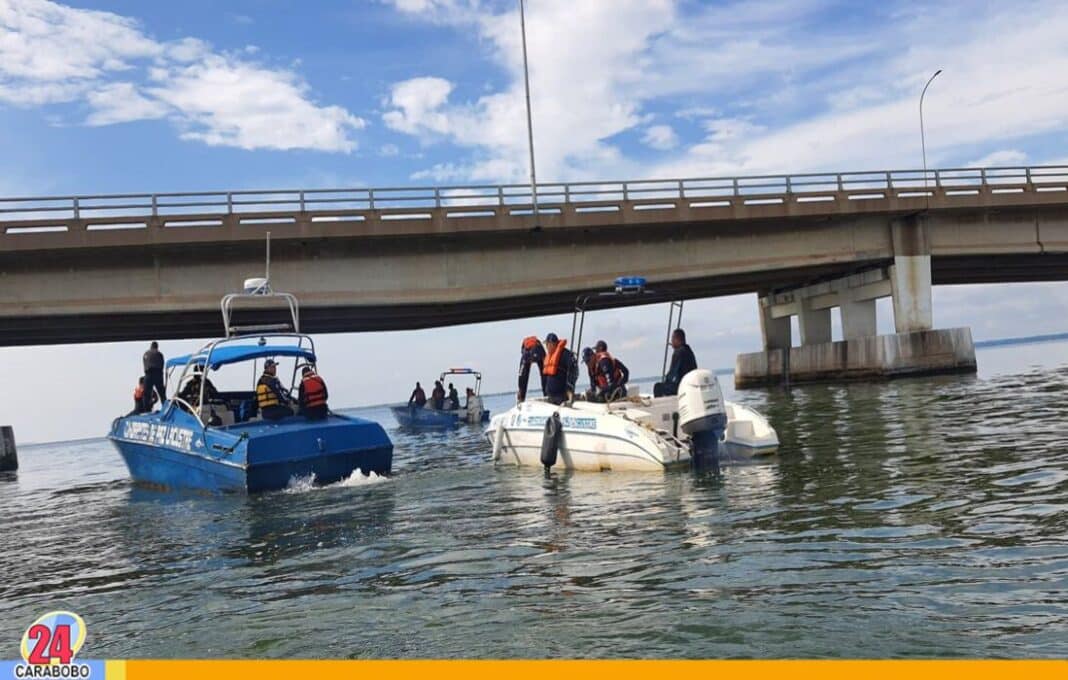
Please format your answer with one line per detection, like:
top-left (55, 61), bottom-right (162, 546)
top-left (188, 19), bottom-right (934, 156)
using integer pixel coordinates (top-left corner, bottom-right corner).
top-left (541, 332), bottom-right (578, 405)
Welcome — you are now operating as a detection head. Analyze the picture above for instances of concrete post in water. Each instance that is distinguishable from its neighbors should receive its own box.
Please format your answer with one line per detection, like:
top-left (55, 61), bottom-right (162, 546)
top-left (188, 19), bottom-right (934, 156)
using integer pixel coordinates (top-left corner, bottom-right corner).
top-left (840, 298), bottom-right (877, 340)
top-left (759, 294), bottom-right (791, 350)
top-left (890, 214), bottom-right (934, 333)
top-left (0, 426), bottom-right (16, 472)
top-left (798, 298), bottom-right (832, 346)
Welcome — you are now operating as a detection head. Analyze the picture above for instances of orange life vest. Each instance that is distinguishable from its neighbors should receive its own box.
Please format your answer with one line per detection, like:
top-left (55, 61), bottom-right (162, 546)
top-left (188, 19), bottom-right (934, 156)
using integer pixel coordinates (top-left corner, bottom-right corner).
top-left (522, 336), bottom-right (541, 351)
top-left (592, 351), bottom-right (624, 388)
top-left (301, 374), bottom-right (327, 409)
top-left (543, 339), bottom-right (568, 376)
top-left (134, 384), bottom-right (145, 400)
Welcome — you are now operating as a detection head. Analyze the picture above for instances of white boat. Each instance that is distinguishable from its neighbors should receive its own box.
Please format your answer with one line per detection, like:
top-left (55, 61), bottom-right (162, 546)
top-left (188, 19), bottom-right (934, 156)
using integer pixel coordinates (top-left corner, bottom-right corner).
top-left (485, 277), bottom-right (779, 472)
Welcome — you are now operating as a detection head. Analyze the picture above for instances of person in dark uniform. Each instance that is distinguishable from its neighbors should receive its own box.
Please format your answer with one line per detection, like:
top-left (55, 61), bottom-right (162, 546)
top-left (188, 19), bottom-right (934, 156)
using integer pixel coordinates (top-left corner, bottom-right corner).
top-left (586, 340), bottom-right (630, 402)
top-left (447, 383), bottom-right (460, 410)
top-left (142, 341), bottom-right (166, 411)
top-left (541, 333), bottom-right (578, 405)
top-left (655, 328), bottom-right (697, 397)
top-left (408, 382), bottom-right (427, 407)
top-left (257, 359), bottom-right (294, 421)
top-left (517, 335), bottom-right (547, 402)
top-left (298, 366), bottom-right (329, 420)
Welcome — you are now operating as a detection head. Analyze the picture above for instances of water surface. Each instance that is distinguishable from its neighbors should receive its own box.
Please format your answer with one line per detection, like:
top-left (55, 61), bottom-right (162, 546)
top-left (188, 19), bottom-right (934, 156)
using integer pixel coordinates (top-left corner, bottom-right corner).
top-left (1, 344), bottom-right (1067, 658)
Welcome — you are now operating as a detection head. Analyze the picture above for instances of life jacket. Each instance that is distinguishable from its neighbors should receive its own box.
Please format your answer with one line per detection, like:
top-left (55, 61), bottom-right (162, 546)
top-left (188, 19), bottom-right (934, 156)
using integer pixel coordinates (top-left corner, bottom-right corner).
top-left (257, 375), bottom-right (281, 409)
top-left (592, 351), bottom-right (624, 388)
top-left (134, 384), bottom-right (145, 400)
top-left (543, 340), bottom-right (568, 376)
top-left (302, 374), bottom-right (327, 409)
top-left (522, 336), bottom-right (541, 351)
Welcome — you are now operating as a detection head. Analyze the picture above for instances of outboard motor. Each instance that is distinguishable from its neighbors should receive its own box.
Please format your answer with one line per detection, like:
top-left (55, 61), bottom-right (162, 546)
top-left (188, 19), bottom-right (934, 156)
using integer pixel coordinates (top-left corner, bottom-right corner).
top-left (677, 369), bottom-right (728, 473)
top-left (540, 411), bottom-right (562, 475)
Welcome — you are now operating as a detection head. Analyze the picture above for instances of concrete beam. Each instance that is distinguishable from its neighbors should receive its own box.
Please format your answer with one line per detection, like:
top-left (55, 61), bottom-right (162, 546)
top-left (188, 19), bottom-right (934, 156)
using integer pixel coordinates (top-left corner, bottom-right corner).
top-left (798, 298), bottom-right (832, 345)
top-left (759, 296), bottom-right (792, 350)
top-left (840, 298), bottom-right (877, 340)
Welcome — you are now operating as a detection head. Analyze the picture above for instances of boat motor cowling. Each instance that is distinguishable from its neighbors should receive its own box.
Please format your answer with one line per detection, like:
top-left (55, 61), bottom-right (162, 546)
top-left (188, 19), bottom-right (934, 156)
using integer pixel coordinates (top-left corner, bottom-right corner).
top-left (677, 369), bottom-right (728, 470)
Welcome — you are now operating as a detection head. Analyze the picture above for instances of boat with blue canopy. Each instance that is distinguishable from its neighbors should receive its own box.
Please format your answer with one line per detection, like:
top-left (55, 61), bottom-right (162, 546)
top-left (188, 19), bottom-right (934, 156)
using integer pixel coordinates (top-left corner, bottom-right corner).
top-left (107, 265), bottom-right (392, 493)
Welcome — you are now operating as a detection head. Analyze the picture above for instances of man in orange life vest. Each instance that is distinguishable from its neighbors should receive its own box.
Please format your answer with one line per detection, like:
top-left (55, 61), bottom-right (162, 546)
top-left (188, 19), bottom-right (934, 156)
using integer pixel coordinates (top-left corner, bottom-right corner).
top-left (298, 366), bottom-right (329, 420)
top-left (584, 340), bottom-right (630, 402)
top-left (541, 333), bottom-right (578, 405)
top-left (517, 335), bottom-right (547, 402)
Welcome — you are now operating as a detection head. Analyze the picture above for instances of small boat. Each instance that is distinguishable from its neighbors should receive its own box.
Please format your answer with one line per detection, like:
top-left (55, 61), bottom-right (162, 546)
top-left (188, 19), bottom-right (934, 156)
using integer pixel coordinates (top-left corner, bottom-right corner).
top-left (486, 277), bottom-right (779, 472)
top-left (390, 368), bottom-right (491, 428)
top-left (108, 264), bottom-right (392, 493)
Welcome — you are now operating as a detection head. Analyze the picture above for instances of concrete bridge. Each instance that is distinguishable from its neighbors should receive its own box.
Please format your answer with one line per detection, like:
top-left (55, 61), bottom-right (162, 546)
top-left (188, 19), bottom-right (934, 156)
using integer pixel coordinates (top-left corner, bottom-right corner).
top-left (2, 165), bottom-right (1067, 383)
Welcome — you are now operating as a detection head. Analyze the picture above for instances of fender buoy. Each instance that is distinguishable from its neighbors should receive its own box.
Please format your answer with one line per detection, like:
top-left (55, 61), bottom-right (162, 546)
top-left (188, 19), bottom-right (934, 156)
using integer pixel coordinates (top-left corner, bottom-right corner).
top-left (540, 411), bottom-right (562, 472)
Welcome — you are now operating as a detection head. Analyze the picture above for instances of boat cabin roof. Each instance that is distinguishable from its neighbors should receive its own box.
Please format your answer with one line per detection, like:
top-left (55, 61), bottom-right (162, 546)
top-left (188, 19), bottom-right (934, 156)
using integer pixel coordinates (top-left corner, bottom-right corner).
top-left (166, 344), bottom-right (316, 370)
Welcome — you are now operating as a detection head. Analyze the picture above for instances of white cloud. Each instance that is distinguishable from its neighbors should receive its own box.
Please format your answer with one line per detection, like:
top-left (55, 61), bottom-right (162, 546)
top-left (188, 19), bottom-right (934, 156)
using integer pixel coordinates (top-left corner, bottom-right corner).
top-left (382, 76), bottom-right (455, 137)
top-left (84, 82), bottom-right (168, 126)
top-left (146, 54), bottom-right (366, 152)
top-left (967, 149), bottom-right (1028, 168)
top-left (379, 143), bottom-right (400, 157)
top-left (0, 0), bottom-right (366, 152)
top-left (642, 124), bottom-right (679, 151)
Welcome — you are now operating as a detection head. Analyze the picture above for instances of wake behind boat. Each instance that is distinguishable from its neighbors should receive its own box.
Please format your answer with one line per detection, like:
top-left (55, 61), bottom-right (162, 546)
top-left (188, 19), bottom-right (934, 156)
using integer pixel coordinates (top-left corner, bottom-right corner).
top-left (486, 277), bottom-right (779, 472)
top-left (108, 261), bottom-right (392, 493)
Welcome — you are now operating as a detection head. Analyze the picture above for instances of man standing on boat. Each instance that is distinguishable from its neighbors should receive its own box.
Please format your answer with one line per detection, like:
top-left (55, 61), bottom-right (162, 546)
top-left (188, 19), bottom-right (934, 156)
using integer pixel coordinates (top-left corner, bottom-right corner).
top-left (586, 340), bottom-right (630, 402)
top-left (517, 335), bottom-right (547, 402)
top-left (542, 333), bottom-right (578, 405)
top-left (655, 328), bottom-right (697, 397)
top-left (298, 366), bottom-right (329, 420)
top-left (408, 382), bottom-right (427, 408)
top-left (142, 341), bottom-right (166, 412)
top-left (257, 359), bottom-right (295, 421)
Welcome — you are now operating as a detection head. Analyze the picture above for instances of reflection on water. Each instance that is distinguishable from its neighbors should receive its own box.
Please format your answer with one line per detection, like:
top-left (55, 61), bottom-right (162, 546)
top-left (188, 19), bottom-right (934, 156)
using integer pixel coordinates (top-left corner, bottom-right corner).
top-left (1, 348), bottom-right (1067, 658)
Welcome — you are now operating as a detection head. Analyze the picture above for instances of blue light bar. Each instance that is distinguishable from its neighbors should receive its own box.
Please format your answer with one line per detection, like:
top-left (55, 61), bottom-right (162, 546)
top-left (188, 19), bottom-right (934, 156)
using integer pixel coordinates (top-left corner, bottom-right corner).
top-left (614, 276), bottom-right (647, 293)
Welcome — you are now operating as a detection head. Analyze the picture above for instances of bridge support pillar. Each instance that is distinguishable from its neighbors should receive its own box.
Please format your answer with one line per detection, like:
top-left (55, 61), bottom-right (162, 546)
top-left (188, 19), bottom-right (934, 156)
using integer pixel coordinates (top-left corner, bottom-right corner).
top-left (736, 255), bottom-right (975, 388)
top-left (0, 426), bottom-right (16, 473)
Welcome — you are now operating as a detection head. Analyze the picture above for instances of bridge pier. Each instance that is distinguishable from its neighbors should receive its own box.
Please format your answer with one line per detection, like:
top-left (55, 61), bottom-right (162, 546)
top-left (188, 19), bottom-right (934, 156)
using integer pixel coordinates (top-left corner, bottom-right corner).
top-left (736, 216), bottom-right (977, 388)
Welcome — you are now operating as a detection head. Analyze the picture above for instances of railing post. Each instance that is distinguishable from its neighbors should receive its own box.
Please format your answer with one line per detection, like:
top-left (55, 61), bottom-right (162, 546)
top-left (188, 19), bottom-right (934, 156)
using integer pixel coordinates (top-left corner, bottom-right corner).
top-left (564, 184), bottom-right (570, 204)
top-left (72, 197), bottom-right (80, 219)
top-left (434, 187), bottom-right (441, 208)
top-left (785, 176), bottom-right (792, 194)
top-left (226, 192), bottom-right (233, 214)
top-left (622, 182), bottom-right (629, 201)
top-left (299, 191), bottom-right (306, 213)
top-left (980, 168), bottom-right (987, 187)
top-left (368, 189), bottom-right (375, 210)
top-left (935, 170), bottom-right (941, 188)
top-left (498, 186), bottom-right (504, 206)
top-left (151, 195), bottom-right (158, 217)
top-left (837, 174), bottom-right (844, 192)
top-left (1026, 167), bottom-right (1033, 188)
top-left (677, 179), bottom-right (684, 199)
top-left (885, 171), bottom-right (892, 190)
top-left (732, 178), bottom-right (739, 196)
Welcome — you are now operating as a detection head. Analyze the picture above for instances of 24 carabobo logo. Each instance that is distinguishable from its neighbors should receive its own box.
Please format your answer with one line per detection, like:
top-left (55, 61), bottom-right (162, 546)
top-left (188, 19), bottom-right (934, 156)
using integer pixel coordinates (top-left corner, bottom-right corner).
top-left (15, 612), bottom-right (90, 678)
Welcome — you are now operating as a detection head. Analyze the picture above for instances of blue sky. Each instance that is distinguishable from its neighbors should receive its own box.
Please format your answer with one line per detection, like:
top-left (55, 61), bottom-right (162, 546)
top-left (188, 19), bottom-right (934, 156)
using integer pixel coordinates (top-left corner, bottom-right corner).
top-left (2, 0), bottom-right (1067, 440)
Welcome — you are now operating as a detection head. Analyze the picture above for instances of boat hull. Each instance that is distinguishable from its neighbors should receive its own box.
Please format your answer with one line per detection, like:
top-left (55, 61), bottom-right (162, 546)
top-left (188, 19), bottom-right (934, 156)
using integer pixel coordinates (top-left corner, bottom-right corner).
top-left (109, 408), bottom-right (393, 493)
top-left (390, 406), bottom-right (461, 428)
top-left (487, 396), bottom-right (778, 472)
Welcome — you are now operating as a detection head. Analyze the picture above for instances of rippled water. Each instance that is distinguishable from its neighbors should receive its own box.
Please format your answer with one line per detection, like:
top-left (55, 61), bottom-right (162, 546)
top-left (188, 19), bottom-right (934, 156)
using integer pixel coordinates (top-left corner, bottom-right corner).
top-left (2, 346), bottom-right (1067, 658)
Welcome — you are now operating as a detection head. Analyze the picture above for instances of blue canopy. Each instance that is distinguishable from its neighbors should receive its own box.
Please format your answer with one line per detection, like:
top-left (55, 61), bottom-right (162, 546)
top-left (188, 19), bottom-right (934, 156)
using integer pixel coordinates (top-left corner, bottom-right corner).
top-left (166, 344), bottom-right (316, 370)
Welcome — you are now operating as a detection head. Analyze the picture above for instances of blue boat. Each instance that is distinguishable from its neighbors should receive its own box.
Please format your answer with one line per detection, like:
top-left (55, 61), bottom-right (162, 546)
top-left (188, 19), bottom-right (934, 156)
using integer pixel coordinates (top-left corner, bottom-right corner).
top-left (108, 277), bottom-right (392, 493)
top-left (390, 368), bottom-right (491, 429)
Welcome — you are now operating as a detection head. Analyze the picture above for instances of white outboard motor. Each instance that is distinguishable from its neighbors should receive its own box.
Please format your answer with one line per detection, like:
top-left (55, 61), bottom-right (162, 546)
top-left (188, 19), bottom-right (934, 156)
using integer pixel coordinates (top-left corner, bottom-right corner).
top-left (677, 369), bottom-right (728, 471)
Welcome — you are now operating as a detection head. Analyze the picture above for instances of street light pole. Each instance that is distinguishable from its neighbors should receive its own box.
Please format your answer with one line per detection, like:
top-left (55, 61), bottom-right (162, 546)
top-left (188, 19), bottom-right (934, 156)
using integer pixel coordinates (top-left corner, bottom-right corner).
top-left (518, 0), bottom-right (539, 222)
top-left (919, 69), bottom-right (942, 195)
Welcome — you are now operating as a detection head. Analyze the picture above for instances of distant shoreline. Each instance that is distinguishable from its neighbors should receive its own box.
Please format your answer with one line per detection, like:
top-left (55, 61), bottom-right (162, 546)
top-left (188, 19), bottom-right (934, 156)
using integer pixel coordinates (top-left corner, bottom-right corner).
top-left (974, 331), bottom-right (1068, 349)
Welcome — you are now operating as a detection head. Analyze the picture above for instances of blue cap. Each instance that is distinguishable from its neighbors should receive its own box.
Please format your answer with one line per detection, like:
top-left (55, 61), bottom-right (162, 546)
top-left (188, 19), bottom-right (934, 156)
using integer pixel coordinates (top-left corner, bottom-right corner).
top-left (545, 332), bottom-right (559, 343)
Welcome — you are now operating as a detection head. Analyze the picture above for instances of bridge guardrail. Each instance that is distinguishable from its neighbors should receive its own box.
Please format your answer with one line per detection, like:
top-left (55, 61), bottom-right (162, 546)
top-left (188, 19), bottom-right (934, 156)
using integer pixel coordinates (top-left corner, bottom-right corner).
top-left (1, 165), bottom-right (1067, 233)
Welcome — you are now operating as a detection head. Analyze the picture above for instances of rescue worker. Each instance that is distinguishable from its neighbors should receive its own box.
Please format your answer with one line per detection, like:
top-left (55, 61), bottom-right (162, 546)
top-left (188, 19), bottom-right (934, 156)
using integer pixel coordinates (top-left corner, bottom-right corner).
top-left (142, 341), bottom-right (165, 412)
top-left (298, 366), bottom-right (329, 420)
top-left (257, 358), bottom-right (295, 421)
top-left (178, 365), bottom-right (219, 407)
top-left (517, 335), bottom-right (547, 402)
top-left (408, 382), bottom-right (427, 408)
top-left (586, 340), bottom-right (630, 402)
top-left (431, 380), bottom-right (446, 410)
top-left (655, 328), bottom-right (697, 397)
top-left (130, 376), bottom-right (156, 415)
top-left (542, 332), bottom-right (578, 405)
top-left (447, 383), bottom-right (460, 410)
